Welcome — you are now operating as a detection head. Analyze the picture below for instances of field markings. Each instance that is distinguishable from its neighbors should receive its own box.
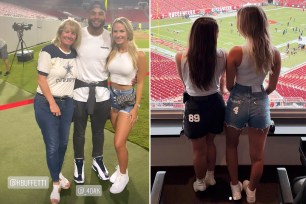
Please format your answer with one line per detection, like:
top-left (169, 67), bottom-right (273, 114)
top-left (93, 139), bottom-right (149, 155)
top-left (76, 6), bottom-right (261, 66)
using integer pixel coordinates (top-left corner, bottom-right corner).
top-left (151, 21), bottom-right (192, 29)
top-left (151, 45), bottom-right (176, 58)
top-left (151, 32), bottom-right (186, 44)
top-left (151, 6), bottom-right (300, 29)
top-left (275, 39), bottom-right (301, 48)
top-left (139, 48), bottom-right (150, 52)
top-left (224, 42), bottom-right (234, 45)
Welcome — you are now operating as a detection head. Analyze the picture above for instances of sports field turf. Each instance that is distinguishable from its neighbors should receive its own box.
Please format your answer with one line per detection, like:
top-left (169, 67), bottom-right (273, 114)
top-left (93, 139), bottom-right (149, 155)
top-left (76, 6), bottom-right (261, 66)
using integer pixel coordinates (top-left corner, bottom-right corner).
top-left (0, 101), bottom-right (149, 204)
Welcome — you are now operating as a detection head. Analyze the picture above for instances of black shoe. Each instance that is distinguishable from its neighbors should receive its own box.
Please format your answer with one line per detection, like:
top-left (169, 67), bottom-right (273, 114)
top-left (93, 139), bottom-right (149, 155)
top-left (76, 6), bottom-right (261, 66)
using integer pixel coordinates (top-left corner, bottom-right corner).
top-left (92, 156), bottom-right (109, 180)
top-left (74, 158), bottom-right (84, 184)
top-left (4, 71), bottom-right (10, 76)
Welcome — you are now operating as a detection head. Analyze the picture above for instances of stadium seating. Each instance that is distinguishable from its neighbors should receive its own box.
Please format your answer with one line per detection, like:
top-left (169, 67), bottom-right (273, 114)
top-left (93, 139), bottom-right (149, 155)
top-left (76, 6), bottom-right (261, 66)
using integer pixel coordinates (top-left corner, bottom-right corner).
top-left (277, 0), bottom-right (306, 6)
top-left (111, 8), bottom-right (148, 23)
top-left (0, 1), bottom-right (148, 23)
top-left (151, 52), bottom-right (184, 102)
top-left (151, 0), bottom-right (265, 18)
top-left (275, 64), bottom-right (306, 100)
top-left (0, 1), bottom-right (56, 19)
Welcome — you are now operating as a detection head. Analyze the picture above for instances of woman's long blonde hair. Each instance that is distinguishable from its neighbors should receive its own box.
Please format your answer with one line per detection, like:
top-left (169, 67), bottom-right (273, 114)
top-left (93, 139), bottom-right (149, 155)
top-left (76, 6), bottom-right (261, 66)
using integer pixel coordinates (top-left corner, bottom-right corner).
top-left (51, 18), bottom-right (82, 49)
top-left (106, 17), bottom-right (138, 69)
top-left (237, 5), bottom-right (274, 74)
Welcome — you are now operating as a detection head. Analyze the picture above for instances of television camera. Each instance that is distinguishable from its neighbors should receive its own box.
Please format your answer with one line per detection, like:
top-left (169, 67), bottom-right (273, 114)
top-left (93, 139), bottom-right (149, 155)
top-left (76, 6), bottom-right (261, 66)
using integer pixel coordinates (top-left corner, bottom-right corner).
top-left (8, 22), bottom-right (34, 71)
top-left (12, 22), bottom-right (33, 32)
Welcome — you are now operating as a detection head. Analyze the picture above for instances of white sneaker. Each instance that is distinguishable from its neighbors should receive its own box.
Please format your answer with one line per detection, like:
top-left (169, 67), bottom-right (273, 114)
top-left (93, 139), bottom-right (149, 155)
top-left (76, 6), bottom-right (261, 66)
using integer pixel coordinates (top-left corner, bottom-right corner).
top-left (230, 181), bottom-right (242, 200)
top-left (92, 156), bottom-right (109, 180)
top-left (193, 178), bottom-right (206, 192)
top-left (204, 171), bottom-right (216, 186)
top-left (110, 166), bottom-right (119, 183)
top-left (110, 172), bottom-right (129, 194)
top-left (110, 166), bottom-right (129, 183)
top-left (74, 159), bottom-right (84, 184)
top-left (243, 180), bottom-right (256, 203)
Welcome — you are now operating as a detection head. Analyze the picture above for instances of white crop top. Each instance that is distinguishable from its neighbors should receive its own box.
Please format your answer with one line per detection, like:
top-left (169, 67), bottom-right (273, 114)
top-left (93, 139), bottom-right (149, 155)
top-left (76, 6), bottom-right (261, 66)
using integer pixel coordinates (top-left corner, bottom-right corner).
top-left (235, 45), bottom-right (266, 86)
top-left (181, 49), bottom-right (226, 96)
top-left (108, 52), bottom-right (137, 85)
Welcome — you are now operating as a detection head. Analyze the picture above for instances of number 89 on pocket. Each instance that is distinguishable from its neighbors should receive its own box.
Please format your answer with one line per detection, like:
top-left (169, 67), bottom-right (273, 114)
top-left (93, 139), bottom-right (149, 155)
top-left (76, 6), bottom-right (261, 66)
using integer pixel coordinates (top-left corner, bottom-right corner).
top-left (188, 114), bottom-right (200, 122)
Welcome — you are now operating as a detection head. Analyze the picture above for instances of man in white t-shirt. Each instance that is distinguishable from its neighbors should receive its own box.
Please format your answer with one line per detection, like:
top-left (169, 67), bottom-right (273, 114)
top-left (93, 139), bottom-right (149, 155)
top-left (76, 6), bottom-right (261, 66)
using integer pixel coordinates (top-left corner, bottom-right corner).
top-left (73, 0), bottom-right (111, 184)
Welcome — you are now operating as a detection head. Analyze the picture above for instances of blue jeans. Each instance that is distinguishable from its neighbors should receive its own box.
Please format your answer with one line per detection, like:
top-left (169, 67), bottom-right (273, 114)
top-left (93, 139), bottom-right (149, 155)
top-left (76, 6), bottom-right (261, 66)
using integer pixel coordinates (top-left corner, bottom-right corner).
top-left (34, 94), bottom-right (74, 182)
top-left (225, 83), bottom-right (271, 129)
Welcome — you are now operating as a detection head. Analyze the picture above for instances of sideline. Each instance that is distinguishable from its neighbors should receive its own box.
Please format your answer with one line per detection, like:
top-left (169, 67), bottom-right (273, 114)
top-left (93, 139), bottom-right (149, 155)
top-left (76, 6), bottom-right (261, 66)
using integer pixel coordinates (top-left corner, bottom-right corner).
top-left (0, 98), bottom-right (34, 111)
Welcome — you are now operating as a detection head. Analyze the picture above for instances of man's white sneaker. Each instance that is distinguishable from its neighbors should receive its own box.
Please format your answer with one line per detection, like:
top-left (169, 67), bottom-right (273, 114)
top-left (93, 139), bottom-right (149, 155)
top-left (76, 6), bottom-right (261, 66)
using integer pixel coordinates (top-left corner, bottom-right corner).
top-left (110, 172), bottom-right (129, 194)
top-left (74, 159), bottom-right (84, 184)
top-left (230, 181), bottom-right (242, 200)
top-left (193, 178), bottom-right (207, 192)
top-left (243, 180), bottom-right (256, 203)
top-left (92, 156), bottom-right (109, 180)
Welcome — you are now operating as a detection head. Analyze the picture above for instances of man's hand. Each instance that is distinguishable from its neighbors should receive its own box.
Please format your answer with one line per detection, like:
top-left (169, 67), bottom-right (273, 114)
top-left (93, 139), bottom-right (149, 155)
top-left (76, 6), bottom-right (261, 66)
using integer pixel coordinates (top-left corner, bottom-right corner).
top-left (131, 75), bottom-right (137, 86)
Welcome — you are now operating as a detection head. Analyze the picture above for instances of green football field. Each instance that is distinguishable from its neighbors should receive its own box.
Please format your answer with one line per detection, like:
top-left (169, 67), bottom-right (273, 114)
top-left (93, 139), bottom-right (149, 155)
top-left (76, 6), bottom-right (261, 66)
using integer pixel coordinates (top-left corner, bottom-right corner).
top-left (151, 5), bottom-right (306, 70)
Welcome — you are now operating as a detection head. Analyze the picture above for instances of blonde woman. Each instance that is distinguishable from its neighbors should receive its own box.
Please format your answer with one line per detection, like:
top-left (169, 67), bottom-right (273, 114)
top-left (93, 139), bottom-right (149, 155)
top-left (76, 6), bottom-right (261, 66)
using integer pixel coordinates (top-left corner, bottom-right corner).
top-left (225, 5), bottom-right (281, 203)
top-left (106, 17), bottom-right (147, 194)
top-left (34, 18), bottom-right (82, 204)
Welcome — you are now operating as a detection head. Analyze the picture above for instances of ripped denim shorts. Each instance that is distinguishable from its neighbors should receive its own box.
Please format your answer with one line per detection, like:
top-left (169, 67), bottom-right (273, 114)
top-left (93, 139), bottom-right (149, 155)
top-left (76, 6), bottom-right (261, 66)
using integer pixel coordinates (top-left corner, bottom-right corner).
top-left (225, 83), bottom-right (271, 130)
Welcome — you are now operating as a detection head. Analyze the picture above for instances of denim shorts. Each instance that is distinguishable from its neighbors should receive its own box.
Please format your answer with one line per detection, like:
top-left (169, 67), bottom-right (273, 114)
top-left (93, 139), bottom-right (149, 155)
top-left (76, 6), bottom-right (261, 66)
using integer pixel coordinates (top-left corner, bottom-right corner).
top-left (110, 86), bottom-right (135, 113)
top-left (225, 83), bottom-right (271, 129)
top-left (183, 92), bottom-right (225, 139)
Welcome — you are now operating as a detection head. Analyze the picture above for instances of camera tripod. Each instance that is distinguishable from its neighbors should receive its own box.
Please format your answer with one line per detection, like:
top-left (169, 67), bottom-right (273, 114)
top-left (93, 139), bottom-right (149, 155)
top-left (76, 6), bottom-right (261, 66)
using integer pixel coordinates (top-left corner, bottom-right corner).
top-left (9, 29), bottom-right (31, 72)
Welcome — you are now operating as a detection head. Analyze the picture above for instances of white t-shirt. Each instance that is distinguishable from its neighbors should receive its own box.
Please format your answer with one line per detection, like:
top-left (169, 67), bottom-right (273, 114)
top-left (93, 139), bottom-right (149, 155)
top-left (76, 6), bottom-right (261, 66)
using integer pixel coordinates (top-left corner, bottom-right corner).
top-left (181, 49), bottom-right (226, 96)
top-left (235, 45), bottom-right (266, 86)
top-left (108, 52), bottom-right (137, 85)
top-left (73, 27), bottom-right (111, 102)
top-left (36, 44), bottom-right (77, 97)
